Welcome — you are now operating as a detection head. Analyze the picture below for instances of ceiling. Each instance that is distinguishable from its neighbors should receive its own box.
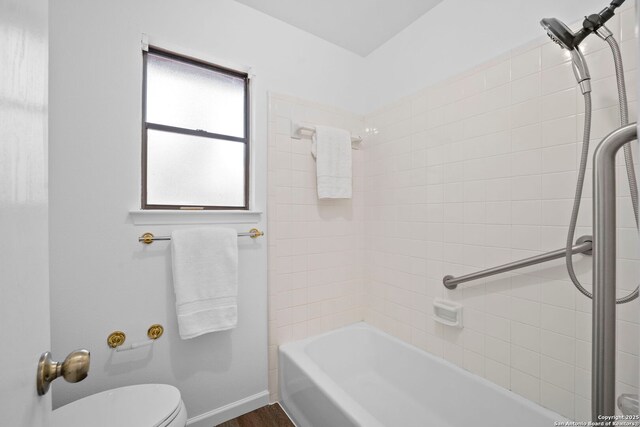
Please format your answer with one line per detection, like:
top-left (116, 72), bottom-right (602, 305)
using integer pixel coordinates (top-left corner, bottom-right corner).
top-left (233, 0), bottom-right (445, 57)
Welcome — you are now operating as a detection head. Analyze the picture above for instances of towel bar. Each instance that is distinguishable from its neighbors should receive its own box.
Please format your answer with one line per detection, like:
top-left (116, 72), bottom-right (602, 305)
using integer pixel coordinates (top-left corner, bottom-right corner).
top-left (291, 123), bottom-right (363, 149)
top-left (139, 228), bottom-right (264, 244)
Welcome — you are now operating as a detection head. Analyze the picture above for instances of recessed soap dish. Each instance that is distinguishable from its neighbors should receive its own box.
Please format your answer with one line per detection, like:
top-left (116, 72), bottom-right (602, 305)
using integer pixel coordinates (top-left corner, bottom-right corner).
top-left (433, 298), bottom-right (463, 328)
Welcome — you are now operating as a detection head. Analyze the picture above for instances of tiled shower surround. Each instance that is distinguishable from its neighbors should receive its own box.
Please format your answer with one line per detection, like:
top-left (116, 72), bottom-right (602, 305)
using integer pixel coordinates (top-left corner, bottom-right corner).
top-left (268, 6), bottom-right (638, 420)
top-left (267, 94), bottom-right (365, 402)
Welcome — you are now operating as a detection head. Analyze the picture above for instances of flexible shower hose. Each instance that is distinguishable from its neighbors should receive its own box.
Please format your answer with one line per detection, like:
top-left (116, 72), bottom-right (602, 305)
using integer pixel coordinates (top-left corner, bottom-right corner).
top-left (606, 34), bottom-right (640, 225)
top-left (565, 32), bottom-right (639, 304)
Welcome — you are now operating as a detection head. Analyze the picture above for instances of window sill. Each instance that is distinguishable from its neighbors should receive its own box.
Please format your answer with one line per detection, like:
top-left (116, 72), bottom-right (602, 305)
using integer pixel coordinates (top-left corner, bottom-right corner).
top-left (129, 209), bottom-right (262, 225)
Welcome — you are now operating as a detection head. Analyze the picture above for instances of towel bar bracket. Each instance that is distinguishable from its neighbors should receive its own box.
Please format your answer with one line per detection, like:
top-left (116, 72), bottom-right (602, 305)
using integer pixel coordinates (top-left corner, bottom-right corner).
top-left (141, 232), bottom-right (155, 244)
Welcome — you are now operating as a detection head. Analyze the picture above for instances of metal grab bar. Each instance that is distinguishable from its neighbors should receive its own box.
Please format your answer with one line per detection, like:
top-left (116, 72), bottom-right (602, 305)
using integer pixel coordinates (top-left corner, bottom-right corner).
top-left (592, 122), bottom-right (637, 421)
top-left (442, 236), bottom-right (593, 290)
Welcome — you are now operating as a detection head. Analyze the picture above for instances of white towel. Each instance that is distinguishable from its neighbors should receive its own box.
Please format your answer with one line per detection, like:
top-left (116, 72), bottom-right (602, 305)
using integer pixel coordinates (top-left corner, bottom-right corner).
top-left (171, 227), bottom-right (238, 339)
top-left (311, 125), bottom-right (352, 199)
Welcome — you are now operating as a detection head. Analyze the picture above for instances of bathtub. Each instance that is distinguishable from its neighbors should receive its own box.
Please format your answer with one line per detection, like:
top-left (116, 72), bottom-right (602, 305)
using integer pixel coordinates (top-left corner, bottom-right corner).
top-left (279, 322), bottom-right (567, 427)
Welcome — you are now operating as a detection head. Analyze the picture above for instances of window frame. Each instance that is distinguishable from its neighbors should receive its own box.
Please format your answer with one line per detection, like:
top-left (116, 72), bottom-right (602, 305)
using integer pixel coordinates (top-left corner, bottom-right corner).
top-left (141, 46), bottom-right (251, 210)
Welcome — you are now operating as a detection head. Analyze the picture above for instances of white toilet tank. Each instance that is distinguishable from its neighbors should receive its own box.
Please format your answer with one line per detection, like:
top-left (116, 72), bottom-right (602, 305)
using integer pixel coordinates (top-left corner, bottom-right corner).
top-left (52, 384), bottom-right (187, 427)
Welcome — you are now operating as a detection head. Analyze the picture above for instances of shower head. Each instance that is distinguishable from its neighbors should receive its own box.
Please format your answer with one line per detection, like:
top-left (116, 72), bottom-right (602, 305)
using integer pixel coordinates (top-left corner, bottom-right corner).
top-left (540, 17), bottom-right (591, 93)
top-left (540, 17), bottom-right (578, 50)
top-left (540, 0), bottom-right (626, 50)
top-left (568, 49), bottom-right (591, 94)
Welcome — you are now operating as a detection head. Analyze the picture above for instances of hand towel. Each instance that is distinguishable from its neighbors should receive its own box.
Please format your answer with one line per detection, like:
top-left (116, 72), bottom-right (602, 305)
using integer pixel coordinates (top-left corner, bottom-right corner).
top-left (311, 125), bottom-right (352, 199)
top-left (171, 227), bottom-right (238, 339)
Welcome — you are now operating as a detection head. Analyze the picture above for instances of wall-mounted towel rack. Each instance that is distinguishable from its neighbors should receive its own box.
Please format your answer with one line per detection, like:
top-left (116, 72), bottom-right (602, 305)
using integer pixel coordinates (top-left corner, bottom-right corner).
top-left (291, 123), bottom-right (363, 149)
top-left (139, 228), bottom-right (264, 244)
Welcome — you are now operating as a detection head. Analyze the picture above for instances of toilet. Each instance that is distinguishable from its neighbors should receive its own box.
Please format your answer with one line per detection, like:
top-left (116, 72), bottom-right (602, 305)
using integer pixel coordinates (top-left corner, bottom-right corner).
top-left (52, 384), bottom-right (187, 427)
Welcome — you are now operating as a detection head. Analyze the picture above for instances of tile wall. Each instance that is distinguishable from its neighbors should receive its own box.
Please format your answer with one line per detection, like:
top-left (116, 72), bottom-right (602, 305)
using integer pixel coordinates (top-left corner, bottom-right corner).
top-left (362, 5), bottom-right (639, 420)
top-left (267, 3), bottom-right (639, 420)
top-left (267, 93), bottom-right (365, 402)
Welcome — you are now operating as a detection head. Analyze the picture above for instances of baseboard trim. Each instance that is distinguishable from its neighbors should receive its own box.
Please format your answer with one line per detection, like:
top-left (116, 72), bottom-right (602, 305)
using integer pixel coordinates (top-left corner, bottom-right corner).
top-left (186, 390), bottom-right (270, 427)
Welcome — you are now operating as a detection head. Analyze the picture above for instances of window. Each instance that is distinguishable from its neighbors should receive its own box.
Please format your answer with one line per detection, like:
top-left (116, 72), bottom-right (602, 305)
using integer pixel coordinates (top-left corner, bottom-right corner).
top-left (142, 48), bottom-right (250, 210)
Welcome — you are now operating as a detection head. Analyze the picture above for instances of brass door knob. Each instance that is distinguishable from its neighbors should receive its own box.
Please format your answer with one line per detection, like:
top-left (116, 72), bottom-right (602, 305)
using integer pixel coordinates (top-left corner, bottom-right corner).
top-left (37, 349), bottom-right (90, 396)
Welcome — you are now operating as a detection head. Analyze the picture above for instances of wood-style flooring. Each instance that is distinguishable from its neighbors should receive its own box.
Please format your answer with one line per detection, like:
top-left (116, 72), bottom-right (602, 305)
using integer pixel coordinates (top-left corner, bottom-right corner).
top-left (216, 403), bottom-right (295, 427)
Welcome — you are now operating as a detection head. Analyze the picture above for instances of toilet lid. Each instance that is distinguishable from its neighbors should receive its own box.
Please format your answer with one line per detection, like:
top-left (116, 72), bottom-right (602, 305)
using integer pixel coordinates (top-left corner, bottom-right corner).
top-left (52, 384), bottom-right (182, 427)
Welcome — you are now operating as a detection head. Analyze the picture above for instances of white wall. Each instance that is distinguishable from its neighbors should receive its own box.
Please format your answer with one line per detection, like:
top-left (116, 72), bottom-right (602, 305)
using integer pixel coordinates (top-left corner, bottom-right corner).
top-left (48, 0), bottom-right (365, 423)
top-left (363, 0), bottom-right (610, 112)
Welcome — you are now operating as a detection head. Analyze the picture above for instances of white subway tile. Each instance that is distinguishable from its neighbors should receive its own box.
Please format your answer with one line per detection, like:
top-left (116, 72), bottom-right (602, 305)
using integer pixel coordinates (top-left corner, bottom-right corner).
top-left (512, 200), bottom-right (541, 225)
top-left (512, 74), bottom-right (540, 104)
top-left (484, 359), bottom-right (510, 389)
top-left (511, 368), bottom-right (540, 403)
top-left (510, 98), bottom-right (541, 128)
top-left (575, 340), bottom-right (591, 371)
top-left (574, 396), bottom-right (591, 421)
top-left (511, 321), bottom-right (540, 352)
top-left (541, 88), bottom-right (577, 121)
top-left (541, 304), bottom-right (575, 337)
top-left (618, 321), bottom-right (639, 356)
top-left (463, 349), bottom-right (485, 376)
top-left (485, 60), bottom-right (511, 89)
top-left (511, 344), bottom-right (540, 377)
top-left (510, 150), bottom-right (541, 176)
top-left (541, 280), bottom-right (575, 310)
top-left (541, 355), bottom-right (574, 392)
top-left (618, 351), bottom-right (640, 388)
top-left (541, 41), bottom-right (571, 69)
top-left (512, 123), bottom-right (542, 152)
top-left (485, 224), bottom-right (511, 249)
top-left (540, 381), bottom-right (574, 420)
top-left (541, 171), bottom-right (577, 199)
top-left (574, 368), bottom-right (590, 399)
top-left (540, 62), bottom-right (575, 96)
top-left (510, 175), bottom-right (541, 200)
top-left (541, 144), bottom-right (577, 173)
top-left (511, 47), bottom-right (541, 80)
top-left (541, 116), bottom-right (577, 147)
top-left (620, 8), bottom-right (636, 42)
top-left (511, 225), bottom-right (542, 252)
top-left (486, 314), bottom-right (511, 341)
top-left (541, 199), bottom-right (572, 227)
top-left (540, 330), bottom-right (575, 364)
top-left (509, 296), bottom-right (541, 327)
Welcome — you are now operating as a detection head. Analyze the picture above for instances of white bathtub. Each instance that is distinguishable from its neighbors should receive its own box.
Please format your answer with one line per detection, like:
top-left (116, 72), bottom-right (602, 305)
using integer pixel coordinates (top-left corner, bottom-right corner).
top-left (279, 322), bottom-right (567, 427)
